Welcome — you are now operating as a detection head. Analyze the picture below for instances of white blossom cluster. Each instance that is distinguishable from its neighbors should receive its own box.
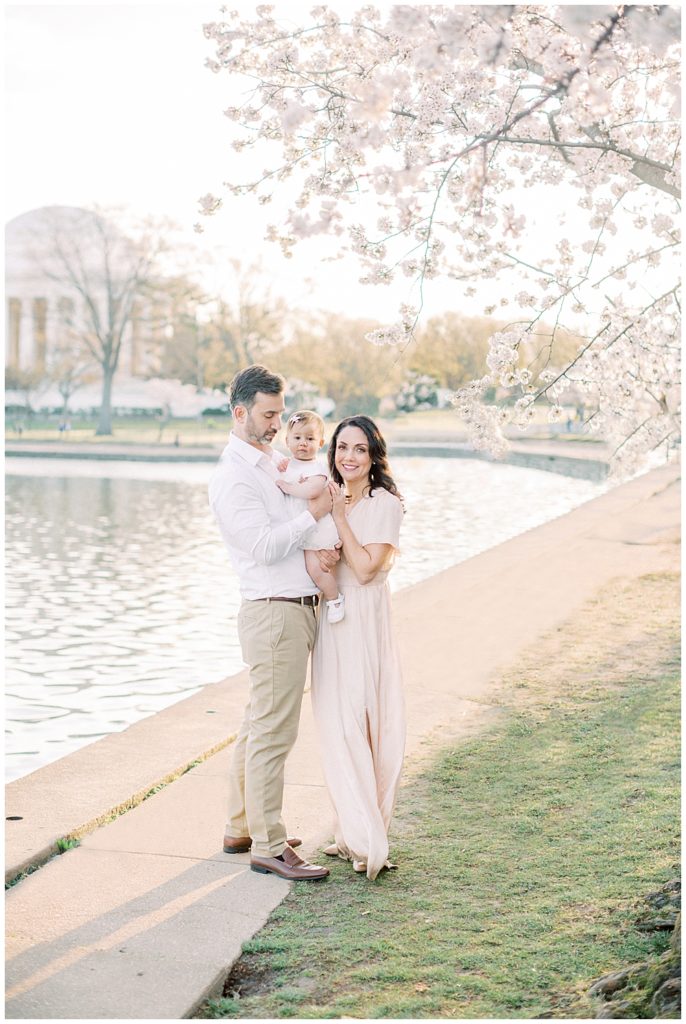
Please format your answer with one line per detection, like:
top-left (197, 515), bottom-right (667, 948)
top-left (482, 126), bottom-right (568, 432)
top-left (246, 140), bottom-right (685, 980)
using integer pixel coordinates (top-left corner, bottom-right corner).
top-left (366, 304), bottom-right (418, 347)
top-left (395, 371), bottom-right (440, 412)
top-left (201, 4), bottom-right (680, 471)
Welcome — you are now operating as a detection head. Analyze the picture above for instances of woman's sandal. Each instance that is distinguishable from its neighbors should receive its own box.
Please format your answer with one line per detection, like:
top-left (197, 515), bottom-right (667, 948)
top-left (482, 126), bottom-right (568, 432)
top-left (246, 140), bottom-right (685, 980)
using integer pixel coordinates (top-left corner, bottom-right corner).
top-left (323, 843), bottom-right (353, 862)
top-left (353, 859), bottom-right (398, 874)
top-left (325, 845), bottom-right (398, 874)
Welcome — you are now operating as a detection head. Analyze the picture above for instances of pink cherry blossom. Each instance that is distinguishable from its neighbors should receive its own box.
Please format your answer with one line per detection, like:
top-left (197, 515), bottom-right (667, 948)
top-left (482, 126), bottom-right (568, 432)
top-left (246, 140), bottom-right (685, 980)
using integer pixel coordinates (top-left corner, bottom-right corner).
top-left (202, 4), bottom-right (680, 474)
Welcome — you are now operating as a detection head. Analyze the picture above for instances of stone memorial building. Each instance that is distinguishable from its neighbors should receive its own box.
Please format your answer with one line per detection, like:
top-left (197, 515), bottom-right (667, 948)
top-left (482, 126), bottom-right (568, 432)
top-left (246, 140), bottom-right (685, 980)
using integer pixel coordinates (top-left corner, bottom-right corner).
top-left (5, 206), bottom-right (161, 379)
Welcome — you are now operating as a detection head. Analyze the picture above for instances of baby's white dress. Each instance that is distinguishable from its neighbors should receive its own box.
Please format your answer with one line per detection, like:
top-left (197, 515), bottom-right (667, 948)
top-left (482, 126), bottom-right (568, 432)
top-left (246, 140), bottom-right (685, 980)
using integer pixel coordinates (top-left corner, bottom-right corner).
top-left (283, 457), bottom-right (339, 549)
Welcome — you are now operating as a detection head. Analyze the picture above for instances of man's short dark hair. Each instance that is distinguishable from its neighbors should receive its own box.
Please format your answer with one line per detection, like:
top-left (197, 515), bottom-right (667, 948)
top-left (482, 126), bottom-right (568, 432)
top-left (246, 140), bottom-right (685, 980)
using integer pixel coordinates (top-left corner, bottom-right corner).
top-left (229, 365), bottom-right (285, 412)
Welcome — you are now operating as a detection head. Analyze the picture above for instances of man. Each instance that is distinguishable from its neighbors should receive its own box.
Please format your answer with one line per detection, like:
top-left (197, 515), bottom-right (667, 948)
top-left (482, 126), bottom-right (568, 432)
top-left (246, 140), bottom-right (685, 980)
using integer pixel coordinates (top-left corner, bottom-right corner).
top-left (209, 364), bottom-right (337, 881)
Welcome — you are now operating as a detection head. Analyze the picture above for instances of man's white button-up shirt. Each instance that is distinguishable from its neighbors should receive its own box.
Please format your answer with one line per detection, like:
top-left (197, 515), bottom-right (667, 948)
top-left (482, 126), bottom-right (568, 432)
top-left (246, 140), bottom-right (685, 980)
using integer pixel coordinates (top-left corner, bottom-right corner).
top-left (209, 432), bottom-right (318, 600)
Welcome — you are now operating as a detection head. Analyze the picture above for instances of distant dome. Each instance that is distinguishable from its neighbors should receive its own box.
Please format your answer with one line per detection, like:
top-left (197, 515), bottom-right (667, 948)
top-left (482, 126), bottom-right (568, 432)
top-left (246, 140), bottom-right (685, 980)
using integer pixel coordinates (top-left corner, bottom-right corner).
top-left (7, 204), bottom-right (110, 232)
top-left (5, 205), bottom-right (143, 374)
top-left (6, 206), bottom-right (128, 291)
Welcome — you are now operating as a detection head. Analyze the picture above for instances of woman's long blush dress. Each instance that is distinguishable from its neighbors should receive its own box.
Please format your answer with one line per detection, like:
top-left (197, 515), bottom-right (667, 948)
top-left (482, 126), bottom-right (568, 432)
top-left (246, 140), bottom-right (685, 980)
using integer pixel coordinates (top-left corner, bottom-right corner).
top-left (311, 487), bottom-right (406, 880)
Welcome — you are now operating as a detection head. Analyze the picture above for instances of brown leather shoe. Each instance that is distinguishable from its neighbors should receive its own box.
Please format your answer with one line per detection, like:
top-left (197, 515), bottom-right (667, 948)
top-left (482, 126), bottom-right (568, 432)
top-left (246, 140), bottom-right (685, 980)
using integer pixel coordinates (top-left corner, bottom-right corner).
top-left (251, 844), bottom-right (329, 880)
top-left (223, 835), bottom-right (302, 854)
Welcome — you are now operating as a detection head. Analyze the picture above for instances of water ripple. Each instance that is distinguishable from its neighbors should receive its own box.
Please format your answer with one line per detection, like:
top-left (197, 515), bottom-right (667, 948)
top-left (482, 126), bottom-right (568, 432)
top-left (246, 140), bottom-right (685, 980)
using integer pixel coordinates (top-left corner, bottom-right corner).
top-left (5, 457), bottom-right (604, 780)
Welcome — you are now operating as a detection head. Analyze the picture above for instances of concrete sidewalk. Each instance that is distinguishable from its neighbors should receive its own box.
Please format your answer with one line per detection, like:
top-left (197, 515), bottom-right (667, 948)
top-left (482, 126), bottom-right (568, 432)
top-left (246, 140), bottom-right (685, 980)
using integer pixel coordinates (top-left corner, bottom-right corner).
top-left (5, 463), bottom-right (679, 1019)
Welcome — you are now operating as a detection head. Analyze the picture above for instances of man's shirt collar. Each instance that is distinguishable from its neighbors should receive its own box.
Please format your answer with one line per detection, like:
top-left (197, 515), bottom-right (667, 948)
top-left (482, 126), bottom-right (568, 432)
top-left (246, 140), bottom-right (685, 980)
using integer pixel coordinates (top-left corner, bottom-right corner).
top-left (227, 431), bottom-right (271, 467)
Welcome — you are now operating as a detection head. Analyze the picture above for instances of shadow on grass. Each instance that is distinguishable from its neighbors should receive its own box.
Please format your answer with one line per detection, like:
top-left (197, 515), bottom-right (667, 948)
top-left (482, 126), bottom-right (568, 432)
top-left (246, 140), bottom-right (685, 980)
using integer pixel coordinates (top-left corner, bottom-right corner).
top-left (196, 573), bottom-right (680, 1020)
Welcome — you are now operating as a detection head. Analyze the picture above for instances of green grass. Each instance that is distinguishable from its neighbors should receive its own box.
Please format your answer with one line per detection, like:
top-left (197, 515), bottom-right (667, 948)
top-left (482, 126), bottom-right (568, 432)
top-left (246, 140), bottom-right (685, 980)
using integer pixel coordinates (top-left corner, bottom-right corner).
top-left (197, 573), bottom-right (679, 1020)
top-left (5, 836), bottom-right (82, 890)
top-left (5, 406), bottom-right (595, 447)
top-left (4, 863), bottom-right (41, 891)
top-left (5, 414), bottom-right (230, 447)
top-left (55, 837), bottom-right (81, 853)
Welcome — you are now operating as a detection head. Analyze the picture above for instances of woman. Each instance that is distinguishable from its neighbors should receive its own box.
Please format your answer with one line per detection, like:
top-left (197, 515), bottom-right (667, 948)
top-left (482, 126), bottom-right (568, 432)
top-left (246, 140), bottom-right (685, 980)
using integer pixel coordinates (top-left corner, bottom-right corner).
top-left (311, 415), bottom-right (405, 880)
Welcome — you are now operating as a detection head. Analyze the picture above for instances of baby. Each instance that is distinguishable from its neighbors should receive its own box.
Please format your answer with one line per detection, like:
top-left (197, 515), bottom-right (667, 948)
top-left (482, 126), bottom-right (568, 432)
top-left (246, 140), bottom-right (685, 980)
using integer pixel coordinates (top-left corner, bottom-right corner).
top-left (275, 410), bottom-right (345, 623)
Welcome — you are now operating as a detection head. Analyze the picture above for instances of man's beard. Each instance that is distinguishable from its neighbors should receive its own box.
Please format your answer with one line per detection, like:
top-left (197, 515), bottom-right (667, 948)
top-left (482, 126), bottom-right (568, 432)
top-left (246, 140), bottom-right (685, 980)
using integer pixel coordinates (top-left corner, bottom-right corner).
top-left (245, 412), bottom-right (277, 446)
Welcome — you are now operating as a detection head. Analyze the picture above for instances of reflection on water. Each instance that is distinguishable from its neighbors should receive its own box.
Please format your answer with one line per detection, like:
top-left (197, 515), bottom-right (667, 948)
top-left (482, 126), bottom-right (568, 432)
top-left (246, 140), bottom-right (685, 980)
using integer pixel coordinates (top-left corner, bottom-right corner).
top-left (5, 457), bottom-right (604, 780)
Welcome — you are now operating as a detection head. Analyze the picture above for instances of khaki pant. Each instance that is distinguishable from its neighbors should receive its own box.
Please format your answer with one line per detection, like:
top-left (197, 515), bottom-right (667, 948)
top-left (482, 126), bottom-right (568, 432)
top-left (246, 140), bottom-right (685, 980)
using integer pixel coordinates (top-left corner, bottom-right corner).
top-left (226, 599), bottom-right (316, 857)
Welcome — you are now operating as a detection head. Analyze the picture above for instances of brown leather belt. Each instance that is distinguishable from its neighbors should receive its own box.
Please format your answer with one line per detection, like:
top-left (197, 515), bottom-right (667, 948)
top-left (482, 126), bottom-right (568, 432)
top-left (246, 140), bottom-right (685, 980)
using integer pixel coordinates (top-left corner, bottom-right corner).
top-left (252, 595), bottom-right (319, 607)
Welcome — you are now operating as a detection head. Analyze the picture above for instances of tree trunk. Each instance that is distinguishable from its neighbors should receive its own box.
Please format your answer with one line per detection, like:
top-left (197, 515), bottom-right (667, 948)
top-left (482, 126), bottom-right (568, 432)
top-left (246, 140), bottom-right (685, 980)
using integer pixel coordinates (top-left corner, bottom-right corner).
top-left (59, 386), bottom-right (70, 420)
top-left (195, 323), bottom-right (204, 391)
top-left (96, 368), bottom-right (114, 435)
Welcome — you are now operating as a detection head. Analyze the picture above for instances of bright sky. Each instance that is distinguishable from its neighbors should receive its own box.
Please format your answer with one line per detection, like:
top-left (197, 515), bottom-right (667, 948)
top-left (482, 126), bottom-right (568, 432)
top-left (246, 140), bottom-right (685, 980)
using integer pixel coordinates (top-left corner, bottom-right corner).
top-left (6, 5), bottom-right (223, 219)
top-left (4, 2), bottom-right (673, 329)
top-left (4, 1), bottom-right (421, 319)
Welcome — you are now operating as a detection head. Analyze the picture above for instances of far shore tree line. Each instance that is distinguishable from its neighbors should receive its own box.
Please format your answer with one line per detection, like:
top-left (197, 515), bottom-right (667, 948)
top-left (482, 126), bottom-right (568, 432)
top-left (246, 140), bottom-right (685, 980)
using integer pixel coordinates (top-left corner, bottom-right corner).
top-left (6, 295), bottom-right (581, 426)
top-left (162, 298), bottom-right (582, 418)
top-left (5, 209), bottom-right (583, 430)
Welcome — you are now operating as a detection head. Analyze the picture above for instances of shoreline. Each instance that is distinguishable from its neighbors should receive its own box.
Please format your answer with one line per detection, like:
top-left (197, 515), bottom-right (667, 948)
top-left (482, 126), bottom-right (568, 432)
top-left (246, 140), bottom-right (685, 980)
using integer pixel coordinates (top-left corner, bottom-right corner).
top-left (5, 435), bottom-right (611, 481)
top-left (5, 462), bottom-right (679, 1019)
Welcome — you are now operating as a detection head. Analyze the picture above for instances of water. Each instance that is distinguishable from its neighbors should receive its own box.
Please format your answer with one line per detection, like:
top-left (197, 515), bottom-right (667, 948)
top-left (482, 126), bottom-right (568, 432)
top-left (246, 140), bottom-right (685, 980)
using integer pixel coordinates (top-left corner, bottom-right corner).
top-left (5, 456), bottom-right (605, 781)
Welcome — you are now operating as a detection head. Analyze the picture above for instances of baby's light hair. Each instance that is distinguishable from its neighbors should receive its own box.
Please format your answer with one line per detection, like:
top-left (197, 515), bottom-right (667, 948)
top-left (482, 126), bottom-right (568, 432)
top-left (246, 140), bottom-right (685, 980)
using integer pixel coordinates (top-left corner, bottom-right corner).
top-left (286, 409), bottom-right (325, 438)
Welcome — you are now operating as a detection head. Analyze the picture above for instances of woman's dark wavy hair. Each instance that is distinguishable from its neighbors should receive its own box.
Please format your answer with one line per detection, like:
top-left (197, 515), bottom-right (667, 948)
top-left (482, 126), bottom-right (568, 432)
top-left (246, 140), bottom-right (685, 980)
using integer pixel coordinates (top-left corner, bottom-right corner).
top-left (328, 415), bottom-right (403, 503)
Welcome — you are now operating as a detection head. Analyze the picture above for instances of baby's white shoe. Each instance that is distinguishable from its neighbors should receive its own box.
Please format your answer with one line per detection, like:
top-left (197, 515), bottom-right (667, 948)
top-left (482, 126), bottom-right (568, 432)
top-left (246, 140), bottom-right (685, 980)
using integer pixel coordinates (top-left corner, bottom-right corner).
top-left (326, 594), bottom-right (345, 623)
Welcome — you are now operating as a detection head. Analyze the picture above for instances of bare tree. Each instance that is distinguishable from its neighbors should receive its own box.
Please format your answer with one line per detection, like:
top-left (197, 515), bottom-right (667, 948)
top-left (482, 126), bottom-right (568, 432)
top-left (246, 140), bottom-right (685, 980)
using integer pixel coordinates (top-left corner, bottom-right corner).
top-left (159, 260), bottom-right (290, 391)
top-left (46, 298), bottom-right (98, 417)
top-left (226, 258), bottom-right (289, 366)
top-left (5, 366), bottom-right (47, 419)
top-left (19, 206), bottom-right (174, 435)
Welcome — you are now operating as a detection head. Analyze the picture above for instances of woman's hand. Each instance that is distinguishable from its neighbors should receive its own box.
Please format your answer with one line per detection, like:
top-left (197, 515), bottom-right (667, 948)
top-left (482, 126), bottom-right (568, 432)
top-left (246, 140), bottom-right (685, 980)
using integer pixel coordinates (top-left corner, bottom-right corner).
top-left (329, 481), bottom-right (347, 524)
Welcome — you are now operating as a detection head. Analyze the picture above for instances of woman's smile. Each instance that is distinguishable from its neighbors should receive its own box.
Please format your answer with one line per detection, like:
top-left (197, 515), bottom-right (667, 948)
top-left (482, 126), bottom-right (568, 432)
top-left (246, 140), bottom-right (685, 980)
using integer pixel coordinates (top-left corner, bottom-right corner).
top-left (335, 426), bottom-right (372, 484)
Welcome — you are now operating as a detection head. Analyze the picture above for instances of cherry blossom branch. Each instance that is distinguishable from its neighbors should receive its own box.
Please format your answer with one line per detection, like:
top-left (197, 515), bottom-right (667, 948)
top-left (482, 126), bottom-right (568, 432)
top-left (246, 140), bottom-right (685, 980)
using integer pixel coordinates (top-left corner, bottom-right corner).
top-left (492, 136), bottom-right (673, 176)
top-left (203, 4), bottom-right (680, 472)
top-left (590, 240), bottom-right (680, 289)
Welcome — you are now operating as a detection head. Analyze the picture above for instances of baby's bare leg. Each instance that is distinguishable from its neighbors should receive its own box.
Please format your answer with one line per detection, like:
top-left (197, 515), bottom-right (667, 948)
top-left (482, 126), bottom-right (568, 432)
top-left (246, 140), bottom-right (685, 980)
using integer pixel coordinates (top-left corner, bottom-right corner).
top-left (305, 550), bottom-right (338, 601)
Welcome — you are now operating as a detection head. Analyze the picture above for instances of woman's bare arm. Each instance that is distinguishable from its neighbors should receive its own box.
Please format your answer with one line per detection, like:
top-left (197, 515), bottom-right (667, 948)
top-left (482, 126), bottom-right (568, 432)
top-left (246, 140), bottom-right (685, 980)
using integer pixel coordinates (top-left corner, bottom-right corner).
top-left (330, 486), bottom-right (392, 585)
